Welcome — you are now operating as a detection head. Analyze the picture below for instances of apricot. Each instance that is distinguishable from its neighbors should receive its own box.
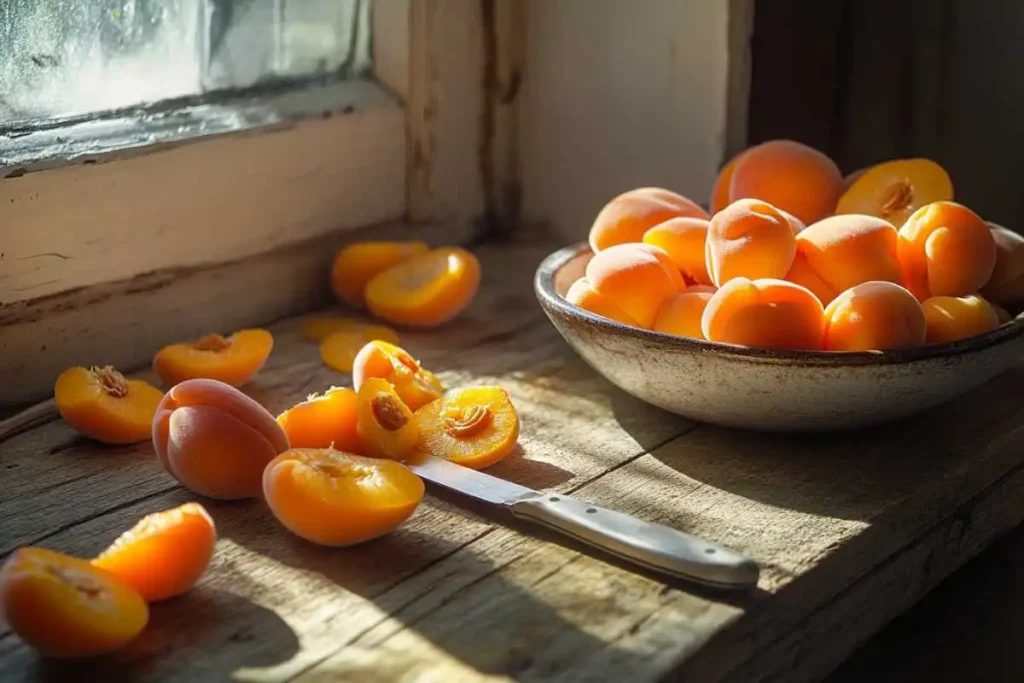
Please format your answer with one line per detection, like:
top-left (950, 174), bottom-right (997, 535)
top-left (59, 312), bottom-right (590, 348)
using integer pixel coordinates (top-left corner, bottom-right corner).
top-left (276, 387), bottom-right (360, 451)
top-left (980, 223), bottom-right (1024, 308)
top-left (836, 158), bottom-right (953, 228)
top-left (993, 303), bottom-right (1014, 325)
top-left (823, 282), bottom-right (926, 351)
top-left (711, 153), bottom-right (744, 215)
top-left (356, 378), bottom-right (420, 461)
top-left (365, 247), bottom-right (481, 327)
top-left (784, 214), bottom-right (903, 306)
top-left (585, 243), bottom-right (684, 329)
top-left (92, 502), bottom-right (215, 602)
top-left (54, 366), bottom-right (163, 444)
top-left (702, 278), bottom-right (825, 350)
top-left (565, 277), bottom-right (641, 327)
top-left (152, 379), bottom-right (289, 499)
top-left (589, 187), bottom-right (710, 253)
top-left (319, 325), bottom-right (400, 373)
top-left (153, 329), bottom-right (273, 388)
top-left (301, 316), bottom-right (372, 343)
top-left (922, 295), bottom-right (999, 345)
top-left (728, 140), bottom-right (843, 225)
top-left (642, 217), bottom-right (713, 285)
top-left (352, 340), bottom-right (445, 411)
top-left (706, 199), bottom-right (797, 287)
top-left (263, 447), bottom-right (424, 547)
top-left (898, 201), bottom-right (996, 300)
top-left (416, 386), bottom-right (519, 470)
top-left (330, 241), bottom-right (429, 308)
top-left (652, 287), bottom-right (715, 339)
top-left (0, 547), bottom-right (148, 658)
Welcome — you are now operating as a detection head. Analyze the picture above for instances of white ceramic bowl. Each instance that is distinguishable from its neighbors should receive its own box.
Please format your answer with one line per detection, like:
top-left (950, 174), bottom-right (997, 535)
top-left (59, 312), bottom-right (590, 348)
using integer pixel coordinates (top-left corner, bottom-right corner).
top-left (535, 242), bottom-right (1024, 432)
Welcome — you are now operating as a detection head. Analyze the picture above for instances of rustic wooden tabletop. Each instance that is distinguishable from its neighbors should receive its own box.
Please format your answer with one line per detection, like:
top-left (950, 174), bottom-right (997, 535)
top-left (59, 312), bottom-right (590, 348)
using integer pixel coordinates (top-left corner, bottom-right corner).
top-left (2, 236), bottom-right (1023, 682)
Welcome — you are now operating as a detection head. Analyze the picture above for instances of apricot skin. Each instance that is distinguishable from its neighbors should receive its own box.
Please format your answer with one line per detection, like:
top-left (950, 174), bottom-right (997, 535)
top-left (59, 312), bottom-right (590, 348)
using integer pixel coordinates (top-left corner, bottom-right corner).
top-left (653, 288), bottom-right (715, 339)
top-left (352, 341), bottom-right (445, 412)
top-left (823, 282), bottom-right (926, 351)
top-left (980, 223), bottom-right (1024, 308)
top-left (585, 243), bottom-right (684, 329)
top-left (642, 217), bottom-right (713, 286)
top-left (702, 278), bottom-right (825, 350)
top-left (589, 188), bottom-right (709, 253)
top-left (276, 387), bottom-right (361, 452)
top-left (706, 199), bottom-right (797, 287)
top-left (898, 202), bottom-right (996, 300)
top-left (922, 295), bottom-right (999, 345)
top-left (565, 277), bottom-right (641, 327)
top-left (153, 329), bottom-right (274, 388)
top-left (330, 241), bottom-right (429, 308)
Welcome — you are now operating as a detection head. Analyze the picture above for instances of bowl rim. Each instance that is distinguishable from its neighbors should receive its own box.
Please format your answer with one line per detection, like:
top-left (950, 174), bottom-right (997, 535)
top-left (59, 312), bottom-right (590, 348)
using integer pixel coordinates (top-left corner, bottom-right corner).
top-left (535, 241), bottom-right (1024, 367)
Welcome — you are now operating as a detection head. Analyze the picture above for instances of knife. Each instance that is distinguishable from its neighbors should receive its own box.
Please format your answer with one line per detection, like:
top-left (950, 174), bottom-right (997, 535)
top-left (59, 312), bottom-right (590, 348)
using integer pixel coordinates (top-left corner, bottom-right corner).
top-left (409, 456), bottom-right (760, 590)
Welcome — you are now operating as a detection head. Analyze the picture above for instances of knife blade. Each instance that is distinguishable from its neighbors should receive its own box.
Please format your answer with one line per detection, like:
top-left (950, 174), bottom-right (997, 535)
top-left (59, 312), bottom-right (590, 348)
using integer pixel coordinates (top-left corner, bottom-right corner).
top-left (409, 456), bottom-right (759, 590)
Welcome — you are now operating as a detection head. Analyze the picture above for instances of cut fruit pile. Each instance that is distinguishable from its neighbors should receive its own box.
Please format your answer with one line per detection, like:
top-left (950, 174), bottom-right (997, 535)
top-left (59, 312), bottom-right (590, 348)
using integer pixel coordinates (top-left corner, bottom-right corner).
top-left (571, 141), bottom-right (1022, 352)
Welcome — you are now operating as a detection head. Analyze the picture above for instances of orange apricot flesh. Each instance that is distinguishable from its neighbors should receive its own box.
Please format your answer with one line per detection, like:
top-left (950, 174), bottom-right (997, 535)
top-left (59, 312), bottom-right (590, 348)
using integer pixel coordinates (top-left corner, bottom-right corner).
top-left (585, 243), bottom-right (684, 329)
top-left (702, 278), bottom-right (825, 350)
top-left (922, 295), bottom-right (999, 345)
top-left (54, 366), bottom-right (163, 444)
top-left (642, 217), bottom-right (713, 286)
top-left (836, 158), bottom-right (953, 228)
top-left (92, 503), bottom-right (216, 603)
top-left (823, 282), bottom-right (926, 351)
top-left (276, 387), bottom-right (360, 452)
top-left (897, 201), bottom-right (996, 300)
top-left (589, 187), bottom-right (710, 253)
top-left (263, 447), bottom-right (424, 547)
top-left (981, 223), bottom-right (1024, 308)
top-left (0, 547), bottom-right (148, 658)
top-left (153, 329), bottom-right (273, 388)
top-left (356, 378), bottom-right (420, 461)
top-left (330, 241), bottom-right (429, 309)
top-left (653, 287), bottom-right (715, 339)
top-left (365, 247), bottom-right (481, 328)
top-left (352, 340), bottom-right (445, 411)
top-left (319, 325), bottom-right (400, 373)
top-left (706, 199), bottom-right (797, 287)
top-left (416, 386), bottom-right (519, 470)
top-left (152, 379), bottom-right (289, 499)
top-left (565, 277), bottom-right (641, 327)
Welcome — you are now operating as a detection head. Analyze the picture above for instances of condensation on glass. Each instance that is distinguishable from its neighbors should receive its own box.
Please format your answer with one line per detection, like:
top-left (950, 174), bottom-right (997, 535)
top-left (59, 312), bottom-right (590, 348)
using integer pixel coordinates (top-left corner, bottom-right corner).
top-left (0, 0), bottom-right (372, 125)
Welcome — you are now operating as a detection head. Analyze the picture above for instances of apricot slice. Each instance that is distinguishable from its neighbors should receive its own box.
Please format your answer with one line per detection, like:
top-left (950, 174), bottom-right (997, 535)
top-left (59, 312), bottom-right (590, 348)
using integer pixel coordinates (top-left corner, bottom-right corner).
top-left (706, 199), bottom-right (797, 287)
top-left (589, 187), bottom-right (710, 253)
top-left (729, 140), bottom-right (843, 225)
top-left (836, 158), bottom-right (953, 228)
top-left (922, 295), bottom-right (999, 345)
top-left (276, 387), bottom-right (360, 451)
top-left (365, 247), bottom-right (481, 327)
top-left (152, 379), bottom-right (289, 499)
top-left (330, 241), bottom-right (430, 308)
top-left (352, 340), bottom-right (445, 411)
top-left (642, 217), bottom-right (713, 286)
top-left (653, 287), bottom-right (716, 339)
top-left (585, 243), bottom-right (684, 329)
top-left (0, 547), bottom-right (148, 658)
top-left (263, 447), bottom-right (424, 547)
top-left (54, 366), bottom-right (163, 445)
top-left (564, 277), bottom-right (641, 327)
top-left (416, 386), bottom-right (519, 470)
top-left (319, 325), bottom-right (400, 373)
top-left (702, 278), bottom-right (825, 350)
top-left (92, 503), bottom-right (216, 602)
top-left (898, 201), bottom-right (996, 300)
top-left (980, 223), bottom-right (1024, 309)
top-left (784, 214), bottom-right (903, 306)
top-left (153, 329), bottom-right (273, 388)
top-left (301, 316), bottom-right (371, 343)
top-left (356, 378), bottom-right (420, 461)
top-left (823, 282), bottom-right (926, 351)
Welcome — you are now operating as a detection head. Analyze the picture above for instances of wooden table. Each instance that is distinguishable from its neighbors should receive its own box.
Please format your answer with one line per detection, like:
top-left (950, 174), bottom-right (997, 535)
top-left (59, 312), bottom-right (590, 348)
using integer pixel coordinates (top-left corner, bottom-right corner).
top-left (3, 236), bottom-right (1024, 682)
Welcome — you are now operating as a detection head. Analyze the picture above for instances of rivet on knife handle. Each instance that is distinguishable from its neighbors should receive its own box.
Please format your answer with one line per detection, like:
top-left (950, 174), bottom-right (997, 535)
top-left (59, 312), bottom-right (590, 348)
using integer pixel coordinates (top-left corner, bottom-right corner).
top-left (509, 493), bottom-right (759, 590)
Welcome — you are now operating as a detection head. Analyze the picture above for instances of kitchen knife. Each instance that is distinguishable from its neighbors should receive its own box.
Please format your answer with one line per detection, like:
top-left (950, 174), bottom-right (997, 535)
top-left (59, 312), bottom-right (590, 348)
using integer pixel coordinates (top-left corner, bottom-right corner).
top-left (409, 456), bottom-right (760, 590)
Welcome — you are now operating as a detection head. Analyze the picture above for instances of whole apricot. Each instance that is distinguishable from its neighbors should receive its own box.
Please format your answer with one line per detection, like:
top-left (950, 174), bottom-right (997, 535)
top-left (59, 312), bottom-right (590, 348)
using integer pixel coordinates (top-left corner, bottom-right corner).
top-left (706, 199), bottom-right (797, 287)
top-left (653, 287), bottom-right (715, 339)
top-left (589, 188), bottom-right (709, 253)
top-left (980, 222), bottom-right (1024, 308)
top-left (702, 278), bottom-right (825, 350)
top-left (565, 277), bottom-right (641, 327)
top-left (898, 202), bottom-right (996, 300)
top-left (585, 243), bottom-right (685, 329)
top-left (642, 217), bottom-right (713, 286)
top-left (922, 295), bottom-right (999, 344)
top-left (823, 282), bottom-right (926, 351)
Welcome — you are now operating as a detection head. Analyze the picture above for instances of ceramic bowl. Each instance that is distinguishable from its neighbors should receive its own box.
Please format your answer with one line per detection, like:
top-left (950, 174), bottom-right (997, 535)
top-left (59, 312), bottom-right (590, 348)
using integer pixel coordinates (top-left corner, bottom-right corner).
top-left (535, 242), bottom-right (1024, 432)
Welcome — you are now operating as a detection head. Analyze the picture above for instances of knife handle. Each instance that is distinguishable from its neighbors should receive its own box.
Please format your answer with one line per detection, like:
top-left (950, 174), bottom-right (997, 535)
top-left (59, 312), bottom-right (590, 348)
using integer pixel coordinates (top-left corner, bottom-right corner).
top-left (510, 493), bottom-right (759, 590)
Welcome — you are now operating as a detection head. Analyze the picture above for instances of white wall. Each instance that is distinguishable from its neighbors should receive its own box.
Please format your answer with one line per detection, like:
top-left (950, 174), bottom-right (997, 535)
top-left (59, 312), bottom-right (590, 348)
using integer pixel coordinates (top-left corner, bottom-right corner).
top-left (522, 0), bottom-right (733, 241)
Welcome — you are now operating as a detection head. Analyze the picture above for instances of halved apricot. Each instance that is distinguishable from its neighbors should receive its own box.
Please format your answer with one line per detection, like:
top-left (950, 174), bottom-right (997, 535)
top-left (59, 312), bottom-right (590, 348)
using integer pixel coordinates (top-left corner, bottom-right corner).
top-left (922, 295), bottom-right (999, 344)
top-left (585, 243), bottom-right (685, 329)
top-left (706, 199), bottom-right (797, 287)
top-left (300, 316), bottom-right (371, 343)
top-left (54, 366), bottom-right (163, 445)
top-left (836, 158), bottom-right (953, 228)
top-left (92, 503), bottom-right (216, 602)
top-left (416, 386), bottom-right (519, 470)
top-left (981, 223), bottom-right (1024, 309)
top-left (276, 387), bottom-right (360, 451)
top-left (319, 325), bottom-right (400, 373)
top-left (352, 340), bottom-right (445, 411)
top-left (356, 378), bottom-right (420, 461)
top-left (330, 241), bottom-right (430, 309)
top-left (0, 547), bottom-right (148, 658)
top-left (153, 329), bottom-right (273, 388)
top-left (263, 447), bottom-right (424, 547)
top-left (702, 278), bottom-right (825, 350)
top-left (653, 287), bottom-right (716, 339)
top-left (365, 247), bottom-right (481, 327)
top-left (564, 277), bottom-right (641, 327)
top-left (589, 188), bottom-right (710, 253)
top-left (642, 217), bottom-right (713, 286)
top-left (823, 282), bottom-right (926, 351)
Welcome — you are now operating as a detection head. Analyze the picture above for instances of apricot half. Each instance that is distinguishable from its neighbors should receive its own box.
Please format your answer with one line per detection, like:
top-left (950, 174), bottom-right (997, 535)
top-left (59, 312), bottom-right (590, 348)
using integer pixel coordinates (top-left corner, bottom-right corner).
top-left (319, 325), bottom-right (400, 373)
top-left (981, 223), bottom-right (1024, 309)
top-left (589, 187), bottom-right (709, 253)
top-left (352, 340), bottom-right (445, 411)
top-left (276, 387), bottom-right (360, 451)
top-left (922, 295), bottom-right (999, 344)
top-left (416, 386), bottom-right (520, 470)
top-left (823, 282), bottom-right (926, 351)
top-left (702, 278), bottom-right (825, 350)
top-left (54, 366), bottom-right (163, 444)
top-left (153, 329), bottom-right (273, 388)
top-left (564, 277), bottom-right (640, 327)
top-left (706, 199), bottom-right (797, 287)
top-left (0, 547), bottom-right (148, 658)
top-left (356, 378), bottom-right (420, 461)
top-left (836, 158), bottom-right (953, 228)
top-left (330, 241), bottom-right (429, 309)
top-left (263, 447), bottom-right (424, 546)
top-left (365, 247), bottom-right (481, 327)
top-left (653, 287), bottom-right (716, 339)
top-left (642, 217), bottom-right (713, 286)
top-left (93, 502), bottom-right (216, 602)
top-left (585, 243), bottom-right (684, 329)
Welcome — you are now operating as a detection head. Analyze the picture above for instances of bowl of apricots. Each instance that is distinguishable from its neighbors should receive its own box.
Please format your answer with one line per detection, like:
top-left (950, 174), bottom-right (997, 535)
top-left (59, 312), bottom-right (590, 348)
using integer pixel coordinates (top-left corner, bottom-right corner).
top-left (536, 140), bottom-right (1024, 431)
